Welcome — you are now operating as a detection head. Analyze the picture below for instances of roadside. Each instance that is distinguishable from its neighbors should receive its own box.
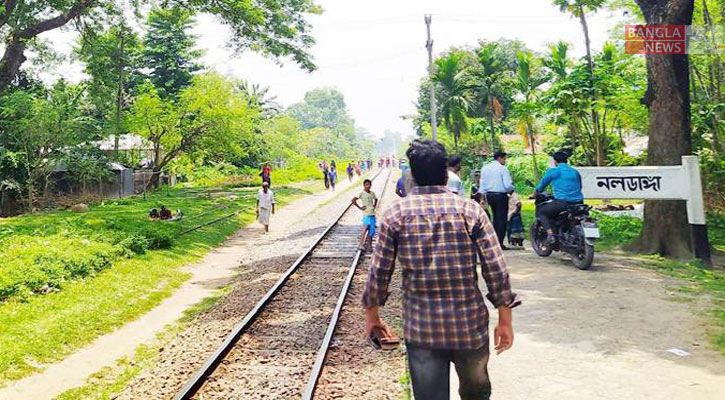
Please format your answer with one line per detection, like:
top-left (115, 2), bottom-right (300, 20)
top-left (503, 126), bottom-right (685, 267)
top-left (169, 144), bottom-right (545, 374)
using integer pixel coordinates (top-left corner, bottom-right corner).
top-left (449, 249), bottom-right (725, 399)
top-left (0, 172), bottom-right (369, 400)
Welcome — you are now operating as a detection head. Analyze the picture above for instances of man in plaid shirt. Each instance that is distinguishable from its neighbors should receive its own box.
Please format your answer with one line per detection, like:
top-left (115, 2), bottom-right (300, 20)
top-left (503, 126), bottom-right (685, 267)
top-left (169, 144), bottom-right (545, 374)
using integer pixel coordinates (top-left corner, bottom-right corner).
top-left (362, 139), bottom-right (520, 400)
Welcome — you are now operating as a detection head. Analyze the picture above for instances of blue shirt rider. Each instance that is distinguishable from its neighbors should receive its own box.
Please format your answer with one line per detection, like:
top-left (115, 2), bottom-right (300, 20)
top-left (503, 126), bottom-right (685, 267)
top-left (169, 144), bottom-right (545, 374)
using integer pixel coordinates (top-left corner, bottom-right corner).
top-left (533, 151), bottom-right (584, 244)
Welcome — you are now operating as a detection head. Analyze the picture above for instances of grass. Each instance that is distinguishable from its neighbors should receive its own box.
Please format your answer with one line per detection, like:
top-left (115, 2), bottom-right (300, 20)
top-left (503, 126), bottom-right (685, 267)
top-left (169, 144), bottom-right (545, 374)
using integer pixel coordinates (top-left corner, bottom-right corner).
top-left (53, 285), bottom-right (234, 400)
top-left (0, 183), bottom-right (317, 386)
top-left (641, 257), bottom-right (725, 353)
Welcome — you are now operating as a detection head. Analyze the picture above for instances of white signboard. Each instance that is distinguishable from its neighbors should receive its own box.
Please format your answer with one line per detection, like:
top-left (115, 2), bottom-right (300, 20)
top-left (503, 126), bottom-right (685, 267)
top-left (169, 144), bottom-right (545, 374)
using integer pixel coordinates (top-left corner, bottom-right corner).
top-left (578, 156), bottom-right (705, 225)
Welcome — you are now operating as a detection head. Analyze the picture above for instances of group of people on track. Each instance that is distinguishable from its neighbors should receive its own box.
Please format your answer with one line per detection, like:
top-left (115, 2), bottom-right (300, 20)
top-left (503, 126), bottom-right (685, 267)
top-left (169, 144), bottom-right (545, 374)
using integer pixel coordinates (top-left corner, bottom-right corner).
top-left (253, 140), bottom-right (584, 400)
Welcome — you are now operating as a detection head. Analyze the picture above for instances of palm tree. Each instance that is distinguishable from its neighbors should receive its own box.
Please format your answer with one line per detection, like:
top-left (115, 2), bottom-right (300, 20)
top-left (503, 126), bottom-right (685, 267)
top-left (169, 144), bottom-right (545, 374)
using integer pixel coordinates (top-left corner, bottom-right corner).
top-left (475, 43), bottom-right (506, 150)
top-left (513, 51), bottom-right (550, 180)
top-left (431, 51), bottom-right (471, 149)
top-left (238, 80), bottom-right (280, 117)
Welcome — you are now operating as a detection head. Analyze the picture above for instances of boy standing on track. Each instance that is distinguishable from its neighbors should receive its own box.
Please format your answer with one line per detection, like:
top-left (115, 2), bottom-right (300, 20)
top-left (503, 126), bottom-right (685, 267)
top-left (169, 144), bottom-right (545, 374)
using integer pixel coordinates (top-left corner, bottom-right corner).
top-left (256, 182), bottom-right (275, 233)
top-left (362, 139), bottom-right (520, 400)
top-left (351, 179), bottom-right (378, 251)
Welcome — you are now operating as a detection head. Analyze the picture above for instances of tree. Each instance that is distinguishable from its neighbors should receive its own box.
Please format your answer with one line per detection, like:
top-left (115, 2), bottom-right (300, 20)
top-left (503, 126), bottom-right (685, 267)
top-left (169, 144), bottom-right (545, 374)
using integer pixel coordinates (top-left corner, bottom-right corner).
top-left (0, 81), bottom-right (97, 209)
top-left (287, 88), bottom-right (354, 132)
top-left (633, 0), bottom-right (695, 258)
top-left (543, 42), bottom-right (648, 165)
top-left (127, 73), bottom-right (257, 187)
top-left (432, 51), bottom-right (472, 149)
top-left (238, 80), bottom-right (281, 118)
top-left (474, 43), bottom-right (507, 149)
top-left (75, 20), bottom-right (142, 154)
top-left (285, 88), bottom-right (372, 158)
top-left (142, 7), bottom-right (202, 99)
top-left (553, 0), bottom-right (607, 165)
top-left (513, 51), bottom-right (549, 180)
top-left (0, 0), bottom-right (321, 94)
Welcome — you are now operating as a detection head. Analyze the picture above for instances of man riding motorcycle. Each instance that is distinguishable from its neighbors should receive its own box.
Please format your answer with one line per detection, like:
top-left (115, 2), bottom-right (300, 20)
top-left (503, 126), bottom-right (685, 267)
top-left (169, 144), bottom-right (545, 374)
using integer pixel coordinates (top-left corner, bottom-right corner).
top-left (532, 151), bottom-right (584, 245)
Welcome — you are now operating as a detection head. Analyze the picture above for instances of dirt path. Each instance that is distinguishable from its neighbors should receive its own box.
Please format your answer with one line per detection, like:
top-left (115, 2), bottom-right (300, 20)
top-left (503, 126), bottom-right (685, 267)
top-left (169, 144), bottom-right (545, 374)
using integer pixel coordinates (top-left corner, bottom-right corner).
top-left (449, 249), bottom-right (725, 399)
top-left (0, 173), bottom-right (370, 400)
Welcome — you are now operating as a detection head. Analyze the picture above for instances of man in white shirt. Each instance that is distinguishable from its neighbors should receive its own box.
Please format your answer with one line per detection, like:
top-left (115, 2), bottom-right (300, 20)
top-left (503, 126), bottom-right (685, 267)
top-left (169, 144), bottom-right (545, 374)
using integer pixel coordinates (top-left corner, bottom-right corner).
top-left (446, 156), bottom-right (465, 196)
top-left (256, 182), bottom-right (275, 232)
top-left (479, 151), bottom-right (515, 248)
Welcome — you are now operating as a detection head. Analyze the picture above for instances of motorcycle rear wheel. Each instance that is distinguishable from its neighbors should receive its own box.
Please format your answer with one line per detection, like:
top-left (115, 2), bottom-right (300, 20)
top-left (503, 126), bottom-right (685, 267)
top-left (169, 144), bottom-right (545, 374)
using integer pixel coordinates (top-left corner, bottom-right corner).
top-left (571, 226), bottom-right (595, 270)
top-left (530, 222), bottom-right (552, 257)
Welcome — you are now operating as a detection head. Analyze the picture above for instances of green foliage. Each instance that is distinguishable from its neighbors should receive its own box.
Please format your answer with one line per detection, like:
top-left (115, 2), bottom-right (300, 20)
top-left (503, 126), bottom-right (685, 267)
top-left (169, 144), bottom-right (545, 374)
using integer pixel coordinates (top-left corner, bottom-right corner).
top-left (127, 73), bottom-right (259, 174)
top-left (592, 212), bottom-right (643, 250)
top-left (506, 154), bottom-right (550, 194)
top-left (0, 80), bottom-right (100, 207)
top-left (142, 7), bottom-right (202, 99)
top-left (284, 88), bottom-right (374, 159)
top-left (0, 183), bottom-right (314, 383)
top-left (0, 235), bottom-right (119, 301)
top-left (432, 51), bottom-right (471, 148)
top-left (74, 21), bottom-right (142, 138)
top-left (118, 235), bottom-right (150, 255)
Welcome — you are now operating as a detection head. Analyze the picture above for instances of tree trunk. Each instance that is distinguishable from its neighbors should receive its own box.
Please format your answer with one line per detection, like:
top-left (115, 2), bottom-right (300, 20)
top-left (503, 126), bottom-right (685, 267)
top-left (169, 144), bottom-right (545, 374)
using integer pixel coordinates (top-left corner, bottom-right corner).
top-left (634, 0), bottom-right (694, 259)
top-left (0, 189), bottom-right (7, 217)
top-left (488, 96), bottom-right (496, 149)
top-left (0, 0), bottom-right (92, 93)
top-left (578, 6), bottom-right (604, 166)
top-left (0, 39), bottom-right (27, 91)
top-left (26, 180), bottom-right (33, 211)
top-left (527, 120), bottom-right (541, 180)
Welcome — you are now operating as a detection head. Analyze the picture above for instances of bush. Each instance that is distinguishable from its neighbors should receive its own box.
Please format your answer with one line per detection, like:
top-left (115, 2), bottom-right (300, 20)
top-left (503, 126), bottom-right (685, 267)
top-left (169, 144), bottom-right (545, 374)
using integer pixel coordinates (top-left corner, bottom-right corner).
top-left (138, 227), bottom-right (174, 249)
top-left (0, 235), bottom-right (119, 301)
top-left (593, 212), bottom-right (643, 249)
top-left (118, 234), bottom-right (151, 255)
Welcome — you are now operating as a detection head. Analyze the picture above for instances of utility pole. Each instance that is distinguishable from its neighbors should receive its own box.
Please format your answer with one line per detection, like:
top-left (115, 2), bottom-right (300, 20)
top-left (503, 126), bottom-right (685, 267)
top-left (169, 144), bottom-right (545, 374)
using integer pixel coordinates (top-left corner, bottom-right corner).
top-left (425, 14), bottom-right (438, 141)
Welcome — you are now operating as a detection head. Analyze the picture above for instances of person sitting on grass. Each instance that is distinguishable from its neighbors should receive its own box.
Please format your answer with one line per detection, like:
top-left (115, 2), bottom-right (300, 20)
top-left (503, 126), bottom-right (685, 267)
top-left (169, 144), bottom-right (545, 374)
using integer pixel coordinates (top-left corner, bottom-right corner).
top-left (351, 179), bottom-right (378, 251)
top-left (159, 205), bottom-right (172, 220)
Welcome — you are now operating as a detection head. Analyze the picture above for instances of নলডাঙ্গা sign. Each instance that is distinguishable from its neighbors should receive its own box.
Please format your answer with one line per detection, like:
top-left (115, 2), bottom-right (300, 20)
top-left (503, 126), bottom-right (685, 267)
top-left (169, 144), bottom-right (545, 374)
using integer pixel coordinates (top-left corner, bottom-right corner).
top-left (578, 165), bottom-right (691, 200)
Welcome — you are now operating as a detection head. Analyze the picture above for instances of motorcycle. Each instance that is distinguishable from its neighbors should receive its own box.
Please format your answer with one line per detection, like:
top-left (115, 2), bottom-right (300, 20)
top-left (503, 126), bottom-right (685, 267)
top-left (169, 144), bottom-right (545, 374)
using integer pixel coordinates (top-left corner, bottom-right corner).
top-left (529, 193), bottom-right (599, 270)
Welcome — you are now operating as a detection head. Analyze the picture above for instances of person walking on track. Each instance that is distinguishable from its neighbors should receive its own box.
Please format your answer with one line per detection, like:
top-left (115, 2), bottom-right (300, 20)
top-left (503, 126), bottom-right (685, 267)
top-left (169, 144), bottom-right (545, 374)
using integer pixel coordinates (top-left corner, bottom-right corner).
top-left (362, 139), bottom-right (520, 400)
top-left (347, 163), bottom-right (354, 182)
top-left (478, 151), bottom-right (514, 248)
top-left (256, 182), bottom-right (275, 233)
top-left (259, 163), bottom-right (272, 187)
top-left (329, 160), bottom-right (338, 191)
top-left (351, 178), bottom-right (377, 251)
top-left (321, 160), bottom-right (330, 190)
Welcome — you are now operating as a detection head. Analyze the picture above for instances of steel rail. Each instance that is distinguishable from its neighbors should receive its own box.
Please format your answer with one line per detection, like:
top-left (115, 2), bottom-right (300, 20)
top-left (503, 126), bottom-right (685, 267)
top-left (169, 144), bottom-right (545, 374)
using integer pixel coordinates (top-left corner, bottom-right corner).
top-left (301, 167), bottom-right (393, 400)
top-left (171, 168), bottom-right (385, 400)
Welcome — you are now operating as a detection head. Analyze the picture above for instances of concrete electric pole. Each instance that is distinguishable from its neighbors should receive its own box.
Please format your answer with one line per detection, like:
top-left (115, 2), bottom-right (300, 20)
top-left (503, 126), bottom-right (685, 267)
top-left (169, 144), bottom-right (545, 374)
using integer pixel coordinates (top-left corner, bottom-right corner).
top-left (425, 14), bottom-right (438, 141)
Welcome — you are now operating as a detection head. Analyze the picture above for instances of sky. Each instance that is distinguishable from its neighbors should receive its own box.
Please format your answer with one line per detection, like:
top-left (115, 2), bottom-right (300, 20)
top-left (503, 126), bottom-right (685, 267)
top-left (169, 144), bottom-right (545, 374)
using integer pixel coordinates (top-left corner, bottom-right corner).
top-left (42, 0), bottom-right (628, 139)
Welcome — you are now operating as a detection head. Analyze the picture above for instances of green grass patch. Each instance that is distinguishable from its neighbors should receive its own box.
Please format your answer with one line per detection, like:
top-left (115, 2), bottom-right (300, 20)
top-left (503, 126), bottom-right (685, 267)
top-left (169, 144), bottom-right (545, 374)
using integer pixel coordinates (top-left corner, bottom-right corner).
top-left (641, 257), bottom-right (725, 353)
top-left (398, 369), bottom-right (412, 400)
top-left (52, 284), bottom-right (235, 400)
top-left (0, 183), bottom-right (315, 386)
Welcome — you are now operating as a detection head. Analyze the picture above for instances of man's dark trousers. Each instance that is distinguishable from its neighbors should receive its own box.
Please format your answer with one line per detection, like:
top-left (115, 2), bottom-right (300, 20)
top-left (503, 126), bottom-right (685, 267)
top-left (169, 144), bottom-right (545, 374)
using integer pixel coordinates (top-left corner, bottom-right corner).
top-left (406, 342), bottom-right (491, 400)
top-left (486, 192), bottom-right (509, 246)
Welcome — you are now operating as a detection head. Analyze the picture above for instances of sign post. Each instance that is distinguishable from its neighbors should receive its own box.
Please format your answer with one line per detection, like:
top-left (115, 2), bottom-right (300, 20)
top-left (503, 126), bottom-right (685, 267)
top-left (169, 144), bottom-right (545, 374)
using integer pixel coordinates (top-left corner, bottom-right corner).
top-left (578, 156), bottom-right (712, 266)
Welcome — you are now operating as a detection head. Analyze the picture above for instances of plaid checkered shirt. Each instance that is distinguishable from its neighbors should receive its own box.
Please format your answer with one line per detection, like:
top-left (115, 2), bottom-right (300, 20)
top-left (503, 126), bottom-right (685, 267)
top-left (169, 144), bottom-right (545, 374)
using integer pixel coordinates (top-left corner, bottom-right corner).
top-left (362, 185), bottom-right (520, 350)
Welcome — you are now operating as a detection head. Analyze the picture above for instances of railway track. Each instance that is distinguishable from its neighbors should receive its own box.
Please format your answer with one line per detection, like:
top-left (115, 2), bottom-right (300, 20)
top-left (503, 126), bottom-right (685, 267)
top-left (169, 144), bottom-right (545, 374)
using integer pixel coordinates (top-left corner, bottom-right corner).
top-left (172, 167), bottom-right (392, 400)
